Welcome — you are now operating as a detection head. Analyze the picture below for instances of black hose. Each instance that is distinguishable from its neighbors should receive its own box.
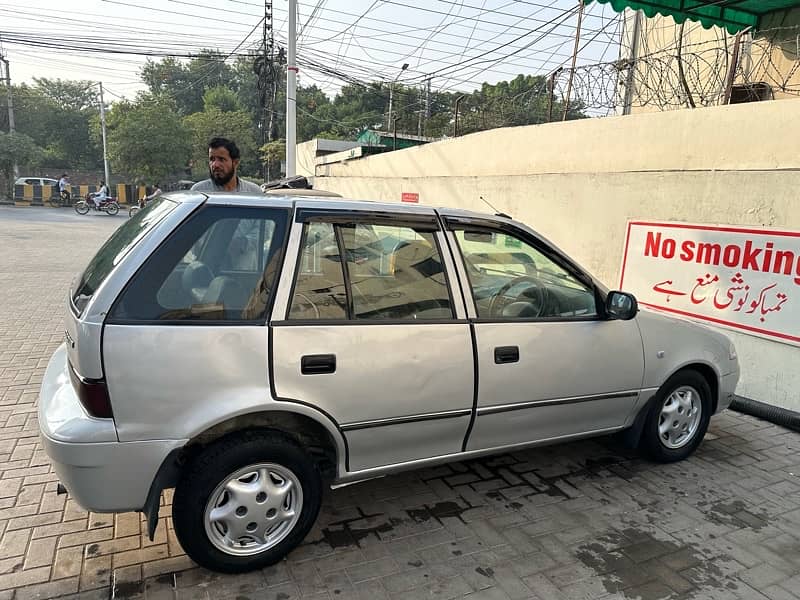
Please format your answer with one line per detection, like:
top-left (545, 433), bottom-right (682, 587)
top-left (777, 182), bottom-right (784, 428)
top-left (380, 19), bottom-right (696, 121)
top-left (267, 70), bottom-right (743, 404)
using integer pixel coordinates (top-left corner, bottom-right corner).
top-left (730, 395), bottom-right (800, 433)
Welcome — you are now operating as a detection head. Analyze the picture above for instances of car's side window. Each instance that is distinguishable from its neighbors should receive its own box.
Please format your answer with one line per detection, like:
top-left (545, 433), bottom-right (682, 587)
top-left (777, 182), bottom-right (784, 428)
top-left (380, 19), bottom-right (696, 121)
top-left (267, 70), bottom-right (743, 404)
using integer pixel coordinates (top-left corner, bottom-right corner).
top-left (289, 222), bottom-right (348, 320)
top-left (454, 229), bottom-right (598, 320)
top-left (288, 219), bottom-right (453, 321)
top-left (108, 206), bottom-right (288, 322)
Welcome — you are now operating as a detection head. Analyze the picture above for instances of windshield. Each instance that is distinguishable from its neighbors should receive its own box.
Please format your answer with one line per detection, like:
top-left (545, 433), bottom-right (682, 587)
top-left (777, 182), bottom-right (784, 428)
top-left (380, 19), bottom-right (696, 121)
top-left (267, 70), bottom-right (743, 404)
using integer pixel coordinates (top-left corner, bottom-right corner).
top-left (72, 197), bottom-right (178, 315)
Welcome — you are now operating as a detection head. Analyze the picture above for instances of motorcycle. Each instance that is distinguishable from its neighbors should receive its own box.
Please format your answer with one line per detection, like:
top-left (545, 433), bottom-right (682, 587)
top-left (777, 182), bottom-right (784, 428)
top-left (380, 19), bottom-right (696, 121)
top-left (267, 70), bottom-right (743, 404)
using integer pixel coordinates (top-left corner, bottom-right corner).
top-left (128, 196), bottom-right (146, 218)
top-left (74, 192), bottom-right (120, 216)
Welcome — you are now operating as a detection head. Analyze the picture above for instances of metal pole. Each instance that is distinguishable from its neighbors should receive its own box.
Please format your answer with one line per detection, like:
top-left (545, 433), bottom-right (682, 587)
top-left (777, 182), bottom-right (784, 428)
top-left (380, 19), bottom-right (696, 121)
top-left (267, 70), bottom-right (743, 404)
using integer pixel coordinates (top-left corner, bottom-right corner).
top-left (724, 29), bottom-right (747, 105)
top-left (286, 0), bottom-right (297, 177)
top-left (425, 78), bottom-right (431, 118)
top-left (1, 56), bottom-right (18, 177)
top-left (98, 82), bottom-right (110, 188)
top-left (622, 9), bottom-right (642, 115)
top-left (562, 0), bottom-right (584, 121)
top-left (454, 95), bottom-right (465, 137)
top-left (387, 63), bottom-right (408, 130)
top-left (547, 69), bottom-right (560, 122)
top-left (417, 85), bottom-right (422, 137)
top-left (387, 85), bottom-right (393, 130)
top-left (393, 117), bottom-right (398, 150)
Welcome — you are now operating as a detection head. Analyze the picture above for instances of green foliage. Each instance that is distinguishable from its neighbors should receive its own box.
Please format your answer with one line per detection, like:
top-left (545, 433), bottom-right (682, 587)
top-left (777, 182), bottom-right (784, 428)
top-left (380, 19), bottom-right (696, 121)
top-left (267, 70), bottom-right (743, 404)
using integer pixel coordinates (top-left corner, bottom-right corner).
top-left (203, 86), bottom-right (242, 113)
top-left (183, 108), bottom-right (258, 179)
top-left (0, 81), bottom-right (103, 172)
top-left (105, 95), bottom-right (191, 182)
top-left (0, 131), bottom-right (44, 197)
top-left (259, 139), bottom-right (285, 179)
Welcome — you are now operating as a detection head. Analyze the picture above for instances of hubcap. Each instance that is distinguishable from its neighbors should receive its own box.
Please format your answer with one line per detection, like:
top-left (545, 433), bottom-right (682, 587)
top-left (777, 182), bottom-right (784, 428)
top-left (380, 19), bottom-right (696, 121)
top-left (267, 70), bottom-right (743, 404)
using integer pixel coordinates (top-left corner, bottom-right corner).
top-left (658, 385), bottom-right (702, 449)
top-left (203, 463), bottom-right (303, 556)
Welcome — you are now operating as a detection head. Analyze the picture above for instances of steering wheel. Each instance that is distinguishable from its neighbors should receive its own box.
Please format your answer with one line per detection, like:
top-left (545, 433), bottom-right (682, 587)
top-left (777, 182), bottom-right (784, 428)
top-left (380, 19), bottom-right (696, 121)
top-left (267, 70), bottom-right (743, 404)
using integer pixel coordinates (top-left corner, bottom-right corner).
top-left (488, 275), bottom-right (547, 318)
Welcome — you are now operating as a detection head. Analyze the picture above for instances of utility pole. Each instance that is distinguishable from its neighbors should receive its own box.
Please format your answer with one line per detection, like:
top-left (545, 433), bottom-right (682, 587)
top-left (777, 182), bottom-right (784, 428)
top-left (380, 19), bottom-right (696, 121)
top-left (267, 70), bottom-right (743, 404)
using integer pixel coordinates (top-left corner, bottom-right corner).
top-left (417, 85), bottom-right (423, 137)
top-left (425, 78), bottom-right (431, 118)
top-left (286, 0), bottom-right (297, 177)
top-left (261, 0), bottom-right (276, 180)
top-left (547, 68), bottom-right (561, 122)
top-left (98, 82), bottom-right (110, 188)
top-left (562, 0), bottom-right (584, 121)
top-left (387, 63), bottom-right (409, 130)
top-left (454, 95), bottom-right (465, 137)
top-left (1, 54), bottom-right (18, 177)
top-left (622, 9), bottom-right (642, 115)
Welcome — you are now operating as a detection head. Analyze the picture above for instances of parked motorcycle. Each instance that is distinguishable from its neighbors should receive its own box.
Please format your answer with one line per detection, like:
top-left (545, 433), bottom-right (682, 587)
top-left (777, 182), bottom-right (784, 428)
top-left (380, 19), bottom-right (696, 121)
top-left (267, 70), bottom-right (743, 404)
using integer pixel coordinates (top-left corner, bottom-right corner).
top-left (74, 193), bottom-right (120, 216)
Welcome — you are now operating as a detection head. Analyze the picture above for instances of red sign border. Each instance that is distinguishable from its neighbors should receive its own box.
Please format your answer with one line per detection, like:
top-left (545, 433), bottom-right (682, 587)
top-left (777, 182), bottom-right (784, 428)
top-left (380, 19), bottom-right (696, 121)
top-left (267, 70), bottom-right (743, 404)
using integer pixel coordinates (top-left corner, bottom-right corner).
top-left (619, 220), bottom-right (800, 345)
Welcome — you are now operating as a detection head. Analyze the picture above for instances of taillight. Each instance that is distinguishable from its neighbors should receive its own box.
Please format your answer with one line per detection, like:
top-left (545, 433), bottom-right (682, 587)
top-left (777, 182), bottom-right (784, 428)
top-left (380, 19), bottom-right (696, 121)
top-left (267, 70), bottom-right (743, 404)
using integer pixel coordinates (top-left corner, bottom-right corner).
top-left (68, 361), bottom-right (114, 419)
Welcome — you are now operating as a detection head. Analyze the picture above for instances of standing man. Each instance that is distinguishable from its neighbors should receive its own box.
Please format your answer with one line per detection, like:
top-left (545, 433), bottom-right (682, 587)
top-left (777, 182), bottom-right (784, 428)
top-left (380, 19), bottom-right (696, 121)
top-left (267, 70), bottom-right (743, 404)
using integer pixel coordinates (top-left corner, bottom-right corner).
top-left (191, 138), bottom-right (262, 193)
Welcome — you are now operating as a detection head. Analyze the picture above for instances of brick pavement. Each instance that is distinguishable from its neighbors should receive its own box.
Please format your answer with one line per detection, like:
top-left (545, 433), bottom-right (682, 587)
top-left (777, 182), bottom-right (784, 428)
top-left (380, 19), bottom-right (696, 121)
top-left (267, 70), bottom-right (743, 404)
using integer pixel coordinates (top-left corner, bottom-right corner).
top-left (1, 206), bottom-right (799, 600)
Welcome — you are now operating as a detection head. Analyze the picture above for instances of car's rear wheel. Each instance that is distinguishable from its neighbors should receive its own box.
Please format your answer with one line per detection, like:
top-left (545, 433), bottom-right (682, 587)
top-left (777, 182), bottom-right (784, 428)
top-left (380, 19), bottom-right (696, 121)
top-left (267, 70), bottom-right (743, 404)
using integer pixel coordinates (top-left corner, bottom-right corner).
top-left (641, 370), bottom-right (711, 462)
top-left (172, 430), bottom-right (322, 573)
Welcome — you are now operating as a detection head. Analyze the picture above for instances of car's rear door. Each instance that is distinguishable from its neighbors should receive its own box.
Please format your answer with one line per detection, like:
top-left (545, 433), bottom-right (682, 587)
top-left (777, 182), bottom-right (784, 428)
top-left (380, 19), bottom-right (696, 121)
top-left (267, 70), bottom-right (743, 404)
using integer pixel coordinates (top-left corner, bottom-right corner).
top-left (270, 206), bottom-right (474, 473)
top-left (442, 214), bottom-right (645, 452)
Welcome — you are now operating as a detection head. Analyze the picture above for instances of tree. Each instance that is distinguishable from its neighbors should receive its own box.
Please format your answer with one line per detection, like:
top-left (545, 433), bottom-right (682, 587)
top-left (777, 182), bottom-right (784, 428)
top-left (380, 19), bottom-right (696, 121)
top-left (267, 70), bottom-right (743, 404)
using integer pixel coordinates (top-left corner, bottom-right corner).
top-left (259, 139), bottom-right (285, 179)
top-left (1, 82), bottom-right (103, 171)
top-left (203, 86), bottom-right (241, 113)
top-left (106, 95), bottom-right (191, 182)
top-left (183, 108), bottom-right (259, 179)
top-left (141, 51), bottom-right (237, 116)
top-left (0, 132), bottom-right (44, 198)
top-left (32, 78), bottom-right (97, 112)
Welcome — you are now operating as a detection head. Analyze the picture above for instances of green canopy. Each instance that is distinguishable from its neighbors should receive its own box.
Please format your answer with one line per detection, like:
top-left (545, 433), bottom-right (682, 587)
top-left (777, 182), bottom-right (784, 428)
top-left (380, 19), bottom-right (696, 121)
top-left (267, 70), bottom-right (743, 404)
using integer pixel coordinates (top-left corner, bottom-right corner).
top-left (585, 0), bottom-right (800, 34)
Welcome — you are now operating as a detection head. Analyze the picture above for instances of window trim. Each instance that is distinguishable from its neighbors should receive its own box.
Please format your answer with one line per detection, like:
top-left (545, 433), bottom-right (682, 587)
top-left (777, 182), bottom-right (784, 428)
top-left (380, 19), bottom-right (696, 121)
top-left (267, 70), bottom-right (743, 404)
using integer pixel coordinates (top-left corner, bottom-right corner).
top-left (444, 217), bottom-right (603, 323)
top-left (286, 215), bottom-right (459, 323)
top-left (105, 205), bottom-right (291, 326)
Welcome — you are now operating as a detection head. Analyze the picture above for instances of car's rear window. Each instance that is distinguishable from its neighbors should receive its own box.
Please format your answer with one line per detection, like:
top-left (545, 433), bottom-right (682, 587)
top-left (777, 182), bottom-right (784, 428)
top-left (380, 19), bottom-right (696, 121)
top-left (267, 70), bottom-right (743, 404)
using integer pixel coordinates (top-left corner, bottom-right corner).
top-left (72, 197), bottom-right (178, 315)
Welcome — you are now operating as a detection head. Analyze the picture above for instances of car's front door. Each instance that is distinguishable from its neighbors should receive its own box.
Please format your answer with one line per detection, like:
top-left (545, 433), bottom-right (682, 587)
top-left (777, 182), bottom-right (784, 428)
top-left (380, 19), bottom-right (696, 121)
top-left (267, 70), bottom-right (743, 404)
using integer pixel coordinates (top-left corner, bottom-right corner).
top-left (443, 216), bottom-right (645, 452)
top-left (270, 209), bottom-right (474, 472)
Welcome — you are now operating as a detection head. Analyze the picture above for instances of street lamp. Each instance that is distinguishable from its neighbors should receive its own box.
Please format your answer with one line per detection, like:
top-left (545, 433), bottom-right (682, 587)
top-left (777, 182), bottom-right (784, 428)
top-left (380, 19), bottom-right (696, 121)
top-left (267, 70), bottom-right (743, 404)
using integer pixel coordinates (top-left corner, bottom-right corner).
top-left (386, 63), bottom-right (409, 130)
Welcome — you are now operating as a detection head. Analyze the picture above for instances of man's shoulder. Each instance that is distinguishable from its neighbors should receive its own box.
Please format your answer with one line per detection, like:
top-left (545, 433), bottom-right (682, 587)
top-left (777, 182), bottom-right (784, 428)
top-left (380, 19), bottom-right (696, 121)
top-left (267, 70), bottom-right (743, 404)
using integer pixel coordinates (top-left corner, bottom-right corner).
top-left (239, 179), bottom-right (263, 193)
top-left (190, 179), bottom-right (215, 191)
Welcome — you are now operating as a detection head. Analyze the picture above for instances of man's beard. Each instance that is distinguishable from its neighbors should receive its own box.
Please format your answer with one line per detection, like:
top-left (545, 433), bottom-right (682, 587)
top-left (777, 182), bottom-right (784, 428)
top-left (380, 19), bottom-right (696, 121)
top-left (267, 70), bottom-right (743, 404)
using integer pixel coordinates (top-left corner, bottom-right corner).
top-left (210, 168), bottom-right (234, 186)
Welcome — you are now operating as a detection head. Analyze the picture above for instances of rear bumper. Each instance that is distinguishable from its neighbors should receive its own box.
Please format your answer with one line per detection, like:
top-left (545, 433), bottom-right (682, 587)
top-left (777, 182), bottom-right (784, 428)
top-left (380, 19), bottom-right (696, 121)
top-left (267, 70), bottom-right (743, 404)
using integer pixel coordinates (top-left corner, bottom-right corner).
top-left (39, 433), bottom-right (184, 512)
top-left (38, 343), bottom-right (186, 512)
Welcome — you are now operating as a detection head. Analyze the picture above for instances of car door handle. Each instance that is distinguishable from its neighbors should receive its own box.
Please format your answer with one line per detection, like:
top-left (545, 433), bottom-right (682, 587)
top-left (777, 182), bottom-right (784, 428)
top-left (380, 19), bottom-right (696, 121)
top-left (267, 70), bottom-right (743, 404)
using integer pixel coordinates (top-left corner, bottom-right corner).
top-left (494, 346), bottom-right (519, 364)
top-left (301, 354), bottom-right (336, 375)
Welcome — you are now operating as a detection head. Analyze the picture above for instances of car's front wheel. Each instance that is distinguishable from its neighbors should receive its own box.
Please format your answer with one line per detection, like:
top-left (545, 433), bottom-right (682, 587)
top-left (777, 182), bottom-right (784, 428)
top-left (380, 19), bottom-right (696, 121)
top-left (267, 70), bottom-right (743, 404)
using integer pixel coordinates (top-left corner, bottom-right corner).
top-left (172, 430), bottom-right (322, 573)
top-left (641, 370), bottom-right (712, 463)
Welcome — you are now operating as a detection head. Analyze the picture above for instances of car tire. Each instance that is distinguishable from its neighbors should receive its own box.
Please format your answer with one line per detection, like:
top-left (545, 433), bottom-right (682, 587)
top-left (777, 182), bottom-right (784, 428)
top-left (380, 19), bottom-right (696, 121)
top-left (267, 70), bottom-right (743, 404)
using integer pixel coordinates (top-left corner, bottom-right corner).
top-left (641, 370), bottom-right (712, 463)
top-left (172, 430), bottom-right (322, 574)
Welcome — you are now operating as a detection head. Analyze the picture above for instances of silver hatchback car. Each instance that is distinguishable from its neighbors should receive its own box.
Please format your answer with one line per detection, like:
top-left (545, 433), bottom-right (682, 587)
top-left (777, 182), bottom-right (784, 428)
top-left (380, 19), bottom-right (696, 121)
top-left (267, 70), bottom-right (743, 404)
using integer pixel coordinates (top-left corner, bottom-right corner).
top-left (39, 193), bottom-right (740, 573)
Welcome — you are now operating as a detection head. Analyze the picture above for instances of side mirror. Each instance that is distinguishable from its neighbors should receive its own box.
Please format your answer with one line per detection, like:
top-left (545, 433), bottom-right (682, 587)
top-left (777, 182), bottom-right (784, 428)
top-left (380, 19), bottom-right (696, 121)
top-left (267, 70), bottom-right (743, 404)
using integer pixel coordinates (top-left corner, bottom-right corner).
top-left (606, 291), bottom-right (638, 320)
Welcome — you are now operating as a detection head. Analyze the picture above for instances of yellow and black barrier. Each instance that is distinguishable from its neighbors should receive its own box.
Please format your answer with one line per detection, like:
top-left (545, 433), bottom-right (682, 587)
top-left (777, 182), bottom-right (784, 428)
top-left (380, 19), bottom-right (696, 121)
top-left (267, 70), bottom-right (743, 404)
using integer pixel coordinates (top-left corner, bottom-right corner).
top-left (14, 184), bottom-right (146, 206)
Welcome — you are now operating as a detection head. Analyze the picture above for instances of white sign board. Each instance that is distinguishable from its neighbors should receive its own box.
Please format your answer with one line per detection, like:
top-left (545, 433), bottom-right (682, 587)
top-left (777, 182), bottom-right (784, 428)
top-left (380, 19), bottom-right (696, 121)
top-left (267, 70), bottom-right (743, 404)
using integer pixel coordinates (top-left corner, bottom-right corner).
top-left (620, 221), bottom-right (800, 346)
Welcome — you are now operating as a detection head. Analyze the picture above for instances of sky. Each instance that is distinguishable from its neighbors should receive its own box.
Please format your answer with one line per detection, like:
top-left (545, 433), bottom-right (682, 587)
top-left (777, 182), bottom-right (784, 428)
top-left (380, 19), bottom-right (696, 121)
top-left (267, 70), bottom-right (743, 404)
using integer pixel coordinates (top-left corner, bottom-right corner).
top-left (1, 0), bottom-right (627, 102)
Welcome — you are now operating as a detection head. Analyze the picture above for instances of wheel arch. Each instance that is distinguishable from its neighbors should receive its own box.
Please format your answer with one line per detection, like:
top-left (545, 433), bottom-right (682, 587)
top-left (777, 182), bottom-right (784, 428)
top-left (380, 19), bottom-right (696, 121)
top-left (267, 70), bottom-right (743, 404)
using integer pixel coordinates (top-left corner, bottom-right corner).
top-left (142, 405), bottom-right (346, 541)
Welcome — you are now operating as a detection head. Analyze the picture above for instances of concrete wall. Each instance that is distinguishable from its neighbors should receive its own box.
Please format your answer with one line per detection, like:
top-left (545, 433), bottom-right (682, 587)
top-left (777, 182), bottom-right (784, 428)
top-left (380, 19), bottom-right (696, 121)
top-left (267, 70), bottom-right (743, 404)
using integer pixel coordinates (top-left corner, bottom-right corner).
top-left (313, 100), bottom-right (800, 412)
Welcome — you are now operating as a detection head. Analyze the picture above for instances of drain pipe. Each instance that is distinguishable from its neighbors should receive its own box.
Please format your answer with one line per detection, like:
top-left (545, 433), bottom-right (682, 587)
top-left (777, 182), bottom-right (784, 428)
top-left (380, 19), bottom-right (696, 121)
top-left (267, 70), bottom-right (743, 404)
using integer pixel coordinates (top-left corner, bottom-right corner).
top-left (730, 396), bottom-right (800, 433)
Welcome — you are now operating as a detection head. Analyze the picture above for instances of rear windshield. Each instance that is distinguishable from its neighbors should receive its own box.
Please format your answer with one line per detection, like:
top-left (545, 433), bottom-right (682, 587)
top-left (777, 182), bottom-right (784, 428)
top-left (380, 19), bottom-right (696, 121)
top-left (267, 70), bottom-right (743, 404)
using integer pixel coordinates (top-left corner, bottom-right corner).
top-left (72, 197), bottom-right (178, 314)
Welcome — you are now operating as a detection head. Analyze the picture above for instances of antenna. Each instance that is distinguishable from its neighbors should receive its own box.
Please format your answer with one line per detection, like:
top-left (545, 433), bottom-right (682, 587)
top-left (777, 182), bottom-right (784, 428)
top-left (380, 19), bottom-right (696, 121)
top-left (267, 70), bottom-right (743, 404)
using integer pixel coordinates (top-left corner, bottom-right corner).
top-left (479, 195), bottom-right (512, 219)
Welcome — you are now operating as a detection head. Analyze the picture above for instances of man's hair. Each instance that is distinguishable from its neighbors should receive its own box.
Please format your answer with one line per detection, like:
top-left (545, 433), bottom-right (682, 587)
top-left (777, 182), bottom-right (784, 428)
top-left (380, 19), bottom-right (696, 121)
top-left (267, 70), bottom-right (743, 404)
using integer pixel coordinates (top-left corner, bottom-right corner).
top-left (208, 137), bottom-right (240, 160)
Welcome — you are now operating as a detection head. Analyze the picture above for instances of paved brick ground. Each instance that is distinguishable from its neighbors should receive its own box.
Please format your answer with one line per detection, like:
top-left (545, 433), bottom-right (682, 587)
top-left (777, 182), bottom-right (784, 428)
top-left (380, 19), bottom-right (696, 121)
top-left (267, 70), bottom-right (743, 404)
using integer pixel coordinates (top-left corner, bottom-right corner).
top-left (1, 206), bottom-right (799, 600)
